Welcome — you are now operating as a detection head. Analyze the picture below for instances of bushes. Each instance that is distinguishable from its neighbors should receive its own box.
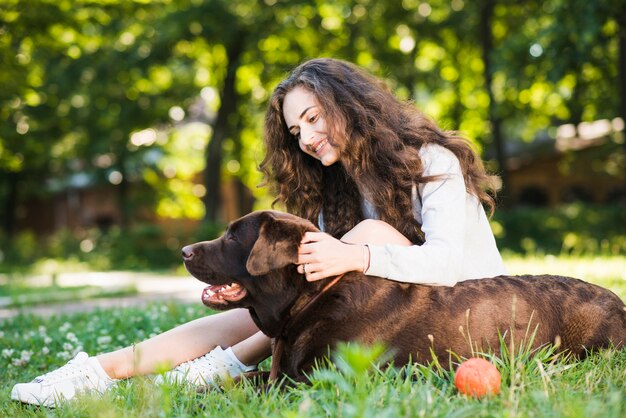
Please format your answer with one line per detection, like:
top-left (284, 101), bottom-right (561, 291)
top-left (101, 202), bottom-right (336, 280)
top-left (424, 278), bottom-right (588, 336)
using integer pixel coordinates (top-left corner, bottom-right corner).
top-left (1, 204), bottom-right (624, 273)
top-left (0, 220), bottom-right (226, 273)
top-left (492, 203), bottom-right (626, 256)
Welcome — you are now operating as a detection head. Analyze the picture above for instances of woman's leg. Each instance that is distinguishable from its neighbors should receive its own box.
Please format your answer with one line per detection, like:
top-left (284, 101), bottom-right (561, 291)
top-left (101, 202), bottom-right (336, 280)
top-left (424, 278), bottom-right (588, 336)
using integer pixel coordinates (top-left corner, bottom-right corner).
top-left (341, 219), bottom-right (412, 246)
top-left (231, 330), bottom-right (272, 366)
top-left (11, 309), bottom-right (272, 406)
top-left (98, 308), bottom-right (269, 379)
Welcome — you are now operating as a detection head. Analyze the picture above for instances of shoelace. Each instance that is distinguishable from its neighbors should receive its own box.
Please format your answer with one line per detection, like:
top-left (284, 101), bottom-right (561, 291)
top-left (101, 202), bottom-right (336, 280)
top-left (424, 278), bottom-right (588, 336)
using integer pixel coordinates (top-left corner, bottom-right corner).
top-left (34, 359), bottom-right (90, 384)
top-left (176, 353), bottom-right (231, 377)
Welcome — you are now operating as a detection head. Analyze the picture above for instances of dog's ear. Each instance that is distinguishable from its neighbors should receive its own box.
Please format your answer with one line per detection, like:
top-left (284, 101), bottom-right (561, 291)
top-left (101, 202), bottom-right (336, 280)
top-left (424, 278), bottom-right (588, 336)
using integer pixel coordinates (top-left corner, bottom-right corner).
top-left (246, 214), bottom-right (310, 276)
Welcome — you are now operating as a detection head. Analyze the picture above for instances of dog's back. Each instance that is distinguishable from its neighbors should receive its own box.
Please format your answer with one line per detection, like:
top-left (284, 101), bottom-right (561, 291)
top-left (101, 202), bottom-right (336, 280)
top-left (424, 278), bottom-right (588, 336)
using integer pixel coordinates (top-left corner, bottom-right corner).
top-left (287, 273), bottom-right (626, 373)
top-left (416, 275), bottom-right (626, 361)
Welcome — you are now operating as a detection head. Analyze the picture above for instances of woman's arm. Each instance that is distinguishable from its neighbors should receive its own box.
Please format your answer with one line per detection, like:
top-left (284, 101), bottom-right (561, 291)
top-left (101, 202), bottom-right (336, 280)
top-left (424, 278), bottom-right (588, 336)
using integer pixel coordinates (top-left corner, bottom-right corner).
top-left (296, 219), bottom-right (412, 281)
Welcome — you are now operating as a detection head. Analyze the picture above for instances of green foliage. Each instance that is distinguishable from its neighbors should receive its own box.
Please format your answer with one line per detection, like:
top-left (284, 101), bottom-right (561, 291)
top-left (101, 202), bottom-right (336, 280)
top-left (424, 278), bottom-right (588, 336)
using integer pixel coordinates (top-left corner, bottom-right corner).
top-left (0, 220), bottom-right (226, 272)
top-left (2, 0), bottom-right (625, 233)
top-left (493, 203), bottom-right (626, 256)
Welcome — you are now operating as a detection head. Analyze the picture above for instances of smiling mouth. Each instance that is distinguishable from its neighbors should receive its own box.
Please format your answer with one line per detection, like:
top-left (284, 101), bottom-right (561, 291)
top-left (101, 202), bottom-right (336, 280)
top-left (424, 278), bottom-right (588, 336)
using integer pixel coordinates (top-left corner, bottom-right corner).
top-left (312, 138), bottom-right (328, 154)
top-left (201, 282), bottom-right (247, 306)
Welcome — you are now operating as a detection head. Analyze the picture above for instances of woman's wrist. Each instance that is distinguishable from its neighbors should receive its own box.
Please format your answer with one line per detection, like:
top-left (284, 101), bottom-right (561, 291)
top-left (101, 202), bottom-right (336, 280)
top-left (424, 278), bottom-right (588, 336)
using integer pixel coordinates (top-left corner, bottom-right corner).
top-left (348, 243), bottom-right (370, 273)
top-left (362, 244), bottom-right (370, 274)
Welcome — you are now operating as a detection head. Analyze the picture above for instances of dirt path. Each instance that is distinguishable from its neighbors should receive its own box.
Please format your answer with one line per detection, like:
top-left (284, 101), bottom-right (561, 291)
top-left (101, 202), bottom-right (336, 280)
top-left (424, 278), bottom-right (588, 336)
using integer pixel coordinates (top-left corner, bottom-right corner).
top-left (0, 272), bottom-right (206, 319)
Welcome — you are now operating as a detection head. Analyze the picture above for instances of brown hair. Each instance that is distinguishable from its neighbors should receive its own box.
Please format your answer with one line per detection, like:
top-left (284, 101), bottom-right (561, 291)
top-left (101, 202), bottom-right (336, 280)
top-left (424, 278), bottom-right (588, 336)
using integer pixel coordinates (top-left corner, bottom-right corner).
top-left (260, 58), bottom-right (497, 243)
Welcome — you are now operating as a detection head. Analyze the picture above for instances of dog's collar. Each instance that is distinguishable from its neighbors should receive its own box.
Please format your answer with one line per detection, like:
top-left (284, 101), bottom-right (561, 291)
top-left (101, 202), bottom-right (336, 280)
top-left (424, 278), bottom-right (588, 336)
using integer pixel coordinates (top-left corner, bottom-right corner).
top-left (269, 272), bottom-right (346, 382)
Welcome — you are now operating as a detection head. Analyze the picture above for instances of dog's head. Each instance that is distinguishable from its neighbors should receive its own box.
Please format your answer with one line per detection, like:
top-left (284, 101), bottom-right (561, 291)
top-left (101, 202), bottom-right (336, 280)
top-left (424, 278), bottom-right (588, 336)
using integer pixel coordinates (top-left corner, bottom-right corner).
top-left (182, 210), bottom-right (318, 336)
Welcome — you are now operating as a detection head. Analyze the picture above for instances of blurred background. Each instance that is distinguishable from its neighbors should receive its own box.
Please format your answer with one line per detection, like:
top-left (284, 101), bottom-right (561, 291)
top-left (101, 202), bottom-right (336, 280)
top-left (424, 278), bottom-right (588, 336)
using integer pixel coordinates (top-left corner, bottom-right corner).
top-left (1, 0), bottom-right (625, 274)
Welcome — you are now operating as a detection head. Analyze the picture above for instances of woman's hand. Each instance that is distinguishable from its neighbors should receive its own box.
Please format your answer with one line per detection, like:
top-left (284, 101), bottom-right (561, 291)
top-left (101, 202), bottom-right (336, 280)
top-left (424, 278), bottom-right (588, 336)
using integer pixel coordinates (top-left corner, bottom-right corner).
top-left (296, 232), bottom-right (368, 281)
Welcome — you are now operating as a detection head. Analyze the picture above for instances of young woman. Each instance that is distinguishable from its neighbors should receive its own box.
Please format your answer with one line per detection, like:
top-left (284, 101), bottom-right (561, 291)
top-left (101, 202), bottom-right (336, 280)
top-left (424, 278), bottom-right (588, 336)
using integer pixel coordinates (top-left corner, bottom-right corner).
top-left (11, 58), bottom-right (505, 407)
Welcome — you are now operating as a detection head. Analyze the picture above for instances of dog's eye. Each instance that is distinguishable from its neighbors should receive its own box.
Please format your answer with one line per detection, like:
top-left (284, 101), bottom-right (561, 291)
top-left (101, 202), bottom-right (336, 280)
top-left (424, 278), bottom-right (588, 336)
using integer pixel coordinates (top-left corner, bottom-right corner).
top-left (225, 232), bottom-right (237, 242)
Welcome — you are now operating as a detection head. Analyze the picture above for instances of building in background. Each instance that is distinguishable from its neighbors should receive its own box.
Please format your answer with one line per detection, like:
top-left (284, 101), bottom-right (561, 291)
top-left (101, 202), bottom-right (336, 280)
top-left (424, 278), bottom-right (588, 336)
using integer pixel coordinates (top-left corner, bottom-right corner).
top-left (507, 118), bottom-right (625, 207)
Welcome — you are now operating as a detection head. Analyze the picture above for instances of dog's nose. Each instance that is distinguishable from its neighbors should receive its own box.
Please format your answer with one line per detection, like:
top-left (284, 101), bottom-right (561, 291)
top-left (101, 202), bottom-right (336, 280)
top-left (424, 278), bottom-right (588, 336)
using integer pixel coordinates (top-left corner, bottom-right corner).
top-left (181, 245), bottom-right (194, 260)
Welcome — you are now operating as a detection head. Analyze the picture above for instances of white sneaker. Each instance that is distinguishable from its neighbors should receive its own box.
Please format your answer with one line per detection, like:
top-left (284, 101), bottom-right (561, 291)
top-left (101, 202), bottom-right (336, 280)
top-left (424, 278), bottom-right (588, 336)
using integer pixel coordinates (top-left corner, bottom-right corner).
top-left (155, 346), bottom-right (257, 386)
top-left (11, 352), bottom-right (117, 407)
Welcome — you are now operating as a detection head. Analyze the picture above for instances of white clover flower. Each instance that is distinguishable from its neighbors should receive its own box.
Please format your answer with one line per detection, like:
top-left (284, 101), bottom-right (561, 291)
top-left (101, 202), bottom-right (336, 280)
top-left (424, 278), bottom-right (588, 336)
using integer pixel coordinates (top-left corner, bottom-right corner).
top-left (59, 322), bottom-right (71, 333)
top-left (97, 336), bottom-right (112, 345)
top-left (66, 332), bottom-right (78, 342)
top-left (0, 331), bottom-right (5, 338)
top-left (38, 325), bottom-right (47, 334)
top-left (42, 347), bottom-right (50, 355)
top-left (20, 350), bottom-right (32, 361)
top-left (2, 348), bottom-right (14, 358)
top-left (44, 336), bottom-right (52, 344)
top-left (63, 342), bottom-right (73, 351)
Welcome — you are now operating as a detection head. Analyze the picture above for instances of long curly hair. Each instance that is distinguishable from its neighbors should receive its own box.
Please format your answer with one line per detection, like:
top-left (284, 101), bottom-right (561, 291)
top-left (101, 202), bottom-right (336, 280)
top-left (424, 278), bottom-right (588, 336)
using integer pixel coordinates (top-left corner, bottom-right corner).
top-left (260, 58), bottom-right (497, 244)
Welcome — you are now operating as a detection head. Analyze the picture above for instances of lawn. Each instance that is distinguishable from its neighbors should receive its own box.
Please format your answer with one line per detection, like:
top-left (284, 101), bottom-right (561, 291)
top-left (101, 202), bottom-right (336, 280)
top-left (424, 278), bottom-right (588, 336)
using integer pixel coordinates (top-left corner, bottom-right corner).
top-left (1, 255), bottom-right (625, 417)
top-left (0, 284), bottom-right (138, 309)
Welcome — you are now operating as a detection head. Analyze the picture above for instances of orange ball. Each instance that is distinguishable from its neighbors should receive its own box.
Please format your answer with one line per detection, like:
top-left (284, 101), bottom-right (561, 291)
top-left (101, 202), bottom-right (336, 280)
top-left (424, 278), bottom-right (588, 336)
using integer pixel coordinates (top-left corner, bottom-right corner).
top-left (454, 358), bottom-right (501, 398)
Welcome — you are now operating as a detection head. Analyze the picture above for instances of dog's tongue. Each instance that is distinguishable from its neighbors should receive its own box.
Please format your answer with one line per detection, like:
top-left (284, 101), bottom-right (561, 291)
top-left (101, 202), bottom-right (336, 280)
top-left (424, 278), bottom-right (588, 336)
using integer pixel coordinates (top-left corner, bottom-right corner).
top-left (201, 283), bottom-right (246, 306)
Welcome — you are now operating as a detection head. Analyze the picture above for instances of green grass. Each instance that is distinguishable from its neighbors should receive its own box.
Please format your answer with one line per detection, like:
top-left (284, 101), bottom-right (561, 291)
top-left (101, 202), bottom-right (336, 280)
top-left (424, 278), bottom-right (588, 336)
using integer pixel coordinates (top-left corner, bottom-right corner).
top-left (1, 255), bottom-right (625, 417)
top-left (504, 255), bottom-right (626, 300)
top-left (0, 284), bottom-right (138, 308)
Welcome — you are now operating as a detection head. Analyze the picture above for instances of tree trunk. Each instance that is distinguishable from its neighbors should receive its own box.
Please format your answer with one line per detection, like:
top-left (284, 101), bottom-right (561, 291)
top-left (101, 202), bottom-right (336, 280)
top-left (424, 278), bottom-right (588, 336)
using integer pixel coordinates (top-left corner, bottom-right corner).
top-left (619, 23), bottom-right (626, 181)
top-left (451, 47), bottom-right (464, 130)
top-left (116, 152), bottom-right (130, 228)
top-left (480, 0), bottom-right (509, 204)
top-left (2, 171), bottom-right (18, 237)
top-left (231, 118), bottom-right (253, 217)
top-left (203, 35), bottom-right (245, 223)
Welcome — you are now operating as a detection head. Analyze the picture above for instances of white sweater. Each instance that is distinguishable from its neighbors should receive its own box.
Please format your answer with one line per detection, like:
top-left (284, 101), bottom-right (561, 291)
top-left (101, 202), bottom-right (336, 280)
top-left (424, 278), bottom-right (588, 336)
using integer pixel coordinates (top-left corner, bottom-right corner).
top-left (357, 144), bottom-right (506, 286)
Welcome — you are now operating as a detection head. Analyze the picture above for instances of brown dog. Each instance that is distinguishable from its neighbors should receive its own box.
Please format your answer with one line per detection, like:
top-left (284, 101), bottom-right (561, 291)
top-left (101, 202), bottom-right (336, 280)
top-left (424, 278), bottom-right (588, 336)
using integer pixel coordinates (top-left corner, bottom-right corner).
top-left (182, 210), bottom-right (626, 380)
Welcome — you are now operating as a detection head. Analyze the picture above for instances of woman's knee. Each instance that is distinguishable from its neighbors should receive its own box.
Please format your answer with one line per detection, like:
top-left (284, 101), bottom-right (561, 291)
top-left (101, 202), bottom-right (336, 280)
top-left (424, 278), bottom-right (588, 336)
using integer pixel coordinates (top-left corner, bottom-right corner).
top-left (341, 219), bottom-right (412, 246)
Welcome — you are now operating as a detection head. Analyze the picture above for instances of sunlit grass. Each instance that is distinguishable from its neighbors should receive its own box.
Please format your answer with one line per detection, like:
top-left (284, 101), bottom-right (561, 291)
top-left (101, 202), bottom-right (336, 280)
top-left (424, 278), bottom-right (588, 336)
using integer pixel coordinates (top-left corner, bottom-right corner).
top-left (2, 332), bottom-right (624, 417)
top-left (0, 284), bottom-right (138, 308)
top-left (503, 254), bottom-right (626, 299)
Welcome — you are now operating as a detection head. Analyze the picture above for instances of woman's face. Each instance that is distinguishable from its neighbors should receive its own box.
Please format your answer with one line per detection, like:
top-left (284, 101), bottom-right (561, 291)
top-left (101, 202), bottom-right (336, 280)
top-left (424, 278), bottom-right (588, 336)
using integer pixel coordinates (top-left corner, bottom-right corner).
top-left (282, 86), bottom-right (341, 166)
